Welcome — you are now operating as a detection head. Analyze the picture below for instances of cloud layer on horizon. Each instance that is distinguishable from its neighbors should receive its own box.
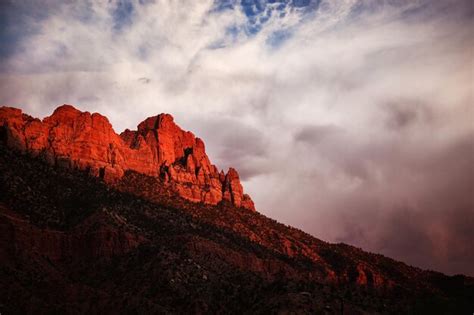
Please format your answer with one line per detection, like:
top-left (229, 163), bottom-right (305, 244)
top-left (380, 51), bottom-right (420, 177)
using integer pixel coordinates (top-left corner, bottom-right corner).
top-left (0, 0), bottom-right (473, 275)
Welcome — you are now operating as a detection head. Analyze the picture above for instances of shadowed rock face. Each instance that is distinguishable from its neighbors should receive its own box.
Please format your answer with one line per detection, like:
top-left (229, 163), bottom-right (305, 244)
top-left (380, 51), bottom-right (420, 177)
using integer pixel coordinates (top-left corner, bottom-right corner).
top-left (0, 104), bottom-right (255, 211)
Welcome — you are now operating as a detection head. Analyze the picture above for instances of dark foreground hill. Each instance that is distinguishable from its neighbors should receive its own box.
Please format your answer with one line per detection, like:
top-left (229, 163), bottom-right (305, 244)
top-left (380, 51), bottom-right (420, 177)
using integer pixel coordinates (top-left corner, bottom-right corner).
top-left (0, 106), bottom-right (473, 314)
top-left (1, 144), bottom-right (473, 314)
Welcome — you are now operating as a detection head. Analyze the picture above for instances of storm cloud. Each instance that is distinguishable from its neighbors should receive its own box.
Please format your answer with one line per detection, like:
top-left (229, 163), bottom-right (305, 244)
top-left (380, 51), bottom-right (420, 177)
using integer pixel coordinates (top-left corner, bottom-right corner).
top-left (0, 0), bottom-right (472, 275)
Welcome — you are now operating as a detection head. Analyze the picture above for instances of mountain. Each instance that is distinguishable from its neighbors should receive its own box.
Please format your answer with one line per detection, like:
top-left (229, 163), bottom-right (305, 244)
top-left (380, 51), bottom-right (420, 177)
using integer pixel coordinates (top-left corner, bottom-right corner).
top-left (0, 105), bottom-right (254, 211)
top-left (0, 105), bottom-right (472, 314)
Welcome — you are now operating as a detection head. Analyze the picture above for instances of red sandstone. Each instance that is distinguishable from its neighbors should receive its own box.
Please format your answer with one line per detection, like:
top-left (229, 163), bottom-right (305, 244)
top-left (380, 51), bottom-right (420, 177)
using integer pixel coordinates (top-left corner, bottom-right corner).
top-left (0, 105), bottom-right (255, 211)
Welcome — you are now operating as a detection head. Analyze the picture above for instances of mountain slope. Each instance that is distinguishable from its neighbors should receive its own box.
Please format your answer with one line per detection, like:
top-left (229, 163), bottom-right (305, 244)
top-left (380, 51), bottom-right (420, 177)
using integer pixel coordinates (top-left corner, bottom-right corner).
top-left (0, 106), bottom-right (473, 314)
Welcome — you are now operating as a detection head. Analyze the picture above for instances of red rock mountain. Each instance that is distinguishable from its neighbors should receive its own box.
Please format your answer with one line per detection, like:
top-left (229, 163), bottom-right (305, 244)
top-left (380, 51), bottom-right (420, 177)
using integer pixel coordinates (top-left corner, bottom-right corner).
top-left (1, 105), bottom-right (473, 314)
top-left (0, 105), bottom-right (255, 211)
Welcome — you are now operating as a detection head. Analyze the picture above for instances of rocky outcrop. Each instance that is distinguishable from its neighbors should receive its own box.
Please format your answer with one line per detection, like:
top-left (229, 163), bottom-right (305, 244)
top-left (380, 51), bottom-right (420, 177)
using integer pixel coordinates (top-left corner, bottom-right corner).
top-left (0, 105), bottom-right (255, 211)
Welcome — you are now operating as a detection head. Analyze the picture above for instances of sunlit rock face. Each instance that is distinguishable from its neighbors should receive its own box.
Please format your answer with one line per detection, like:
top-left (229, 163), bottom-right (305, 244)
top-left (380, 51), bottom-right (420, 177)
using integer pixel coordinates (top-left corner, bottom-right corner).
top-left (0, 104), bottom-right (255, 211)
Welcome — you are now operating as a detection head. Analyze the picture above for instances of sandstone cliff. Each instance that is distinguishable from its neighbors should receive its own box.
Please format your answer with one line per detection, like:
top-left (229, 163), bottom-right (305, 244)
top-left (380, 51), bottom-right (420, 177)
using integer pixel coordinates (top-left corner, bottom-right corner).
top-left (0, 105), bottom-right (255, 211)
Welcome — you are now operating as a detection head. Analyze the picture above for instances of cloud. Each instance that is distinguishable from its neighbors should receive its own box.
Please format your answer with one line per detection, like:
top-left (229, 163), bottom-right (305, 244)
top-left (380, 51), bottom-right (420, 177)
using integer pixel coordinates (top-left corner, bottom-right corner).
top-left (138, 77), bottom-right (151, 84)
top-left (0, 0), bottom-right (473, 275)
top-left (382, 100), bottom-right (432, 130)
top-left (323, 134), bottom-right (474, 275)
top-left (294, 124), bottom-right (343, 145)
top-left (184, 116), bottom-right (273, 181)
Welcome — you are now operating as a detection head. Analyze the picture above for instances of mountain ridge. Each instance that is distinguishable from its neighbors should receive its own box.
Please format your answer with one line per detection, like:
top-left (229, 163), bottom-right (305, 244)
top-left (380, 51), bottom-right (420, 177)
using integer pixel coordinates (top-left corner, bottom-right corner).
top-left (0, 105), bottom-right (254, 211)
top-left (0, 105), bottom-right (472, 314)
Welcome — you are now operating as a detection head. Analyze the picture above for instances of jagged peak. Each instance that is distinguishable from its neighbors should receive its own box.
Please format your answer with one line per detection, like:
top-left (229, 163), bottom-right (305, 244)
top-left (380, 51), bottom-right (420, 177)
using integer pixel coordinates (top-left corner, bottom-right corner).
top-left (0, 104), bottom-right (255, 211)
top-left (137, 113), bottom-right (174, 132)
top-left (52, 104), bottom-right (80, 114)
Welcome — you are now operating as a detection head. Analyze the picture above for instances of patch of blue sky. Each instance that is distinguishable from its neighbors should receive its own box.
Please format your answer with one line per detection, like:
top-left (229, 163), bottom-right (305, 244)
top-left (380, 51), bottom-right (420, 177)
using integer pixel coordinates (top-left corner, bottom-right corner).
top-left (292, 0), bottom-right (311, 8)
top-left (112, 0), bottom-right (135, 32)
top-left (211, 0), bottom-right (237, 12)
top-left (241, 0), bottom-right (266, 17)
top-left (207, 0), bottom-right (320, 50)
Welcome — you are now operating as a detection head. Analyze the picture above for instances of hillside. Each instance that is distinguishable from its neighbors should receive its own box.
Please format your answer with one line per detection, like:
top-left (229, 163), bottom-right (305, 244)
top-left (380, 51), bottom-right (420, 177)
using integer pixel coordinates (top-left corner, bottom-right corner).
top-left (0, 106), bottom-right (473, 314)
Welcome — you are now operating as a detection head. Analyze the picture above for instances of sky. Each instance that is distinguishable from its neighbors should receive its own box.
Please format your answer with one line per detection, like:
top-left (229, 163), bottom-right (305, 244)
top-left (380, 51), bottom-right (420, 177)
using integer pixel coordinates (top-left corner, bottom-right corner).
top-left (0, 0), bottom-right (473, 276)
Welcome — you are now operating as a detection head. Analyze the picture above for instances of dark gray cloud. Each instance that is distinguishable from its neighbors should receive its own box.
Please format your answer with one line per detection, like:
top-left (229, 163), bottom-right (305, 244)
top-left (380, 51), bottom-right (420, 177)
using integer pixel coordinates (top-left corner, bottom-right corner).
top-left (295, 134), bottom-right (474, 275)
top-left (185, 116), bottom-right (272, 181)
top-left (294, 124), bottom-right (343, 144)
top-left (374, 205), bottom-right (474, 275)
top-left (381, 99), bottom-right (434, 131)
